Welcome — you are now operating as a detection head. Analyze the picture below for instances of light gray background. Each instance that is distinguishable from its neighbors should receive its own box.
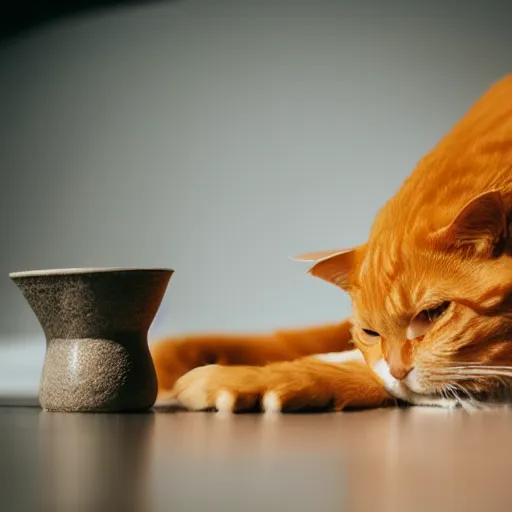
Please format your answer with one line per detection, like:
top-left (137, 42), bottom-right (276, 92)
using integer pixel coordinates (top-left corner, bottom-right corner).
top-left (1, 0), bottom-right (511, 393)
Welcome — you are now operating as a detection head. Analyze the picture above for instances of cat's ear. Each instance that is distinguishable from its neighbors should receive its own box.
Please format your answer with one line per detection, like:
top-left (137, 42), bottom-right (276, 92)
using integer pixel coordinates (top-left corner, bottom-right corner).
top-left (292, 247), bottom-right (360, 290)
top-left (436, 190), bottom-right (507, 256)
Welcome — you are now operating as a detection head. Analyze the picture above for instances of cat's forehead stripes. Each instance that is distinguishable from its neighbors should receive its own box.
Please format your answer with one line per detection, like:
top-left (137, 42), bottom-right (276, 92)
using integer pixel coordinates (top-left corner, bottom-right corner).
top-left (362, 236), bottom-right (407, 284)
top-left (359, 240), bottom-right (408, 304)
top-left (384, 283), bottom-right (412, 320)
top-left (355, 246), bottom-right (438, 333)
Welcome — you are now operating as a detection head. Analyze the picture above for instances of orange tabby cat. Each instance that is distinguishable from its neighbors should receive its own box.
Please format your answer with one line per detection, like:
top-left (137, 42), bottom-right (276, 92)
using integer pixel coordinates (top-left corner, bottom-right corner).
top-left (152, 74), bottom-right (512, 412)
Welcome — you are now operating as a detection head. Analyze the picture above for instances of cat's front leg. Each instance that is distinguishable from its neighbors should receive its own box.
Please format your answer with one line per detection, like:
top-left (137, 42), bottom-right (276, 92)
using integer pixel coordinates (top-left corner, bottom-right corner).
top-left (171, 350), bottom-right (393, 413)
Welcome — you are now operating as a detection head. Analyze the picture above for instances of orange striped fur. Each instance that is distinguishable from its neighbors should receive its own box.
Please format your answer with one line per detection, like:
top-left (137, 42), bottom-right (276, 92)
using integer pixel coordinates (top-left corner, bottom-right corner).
top-left (151, 321), bottom-right (353, 392)
top-left (152, 75), bottom-right (512, 412)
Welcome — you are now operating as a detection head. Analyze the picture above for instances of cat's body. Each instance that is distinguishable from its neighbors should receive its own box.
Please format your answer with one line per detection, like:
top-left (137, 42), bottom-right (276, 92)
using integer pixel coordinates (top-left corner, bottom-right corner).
top-left (152, 75), bottom-right (512, 412)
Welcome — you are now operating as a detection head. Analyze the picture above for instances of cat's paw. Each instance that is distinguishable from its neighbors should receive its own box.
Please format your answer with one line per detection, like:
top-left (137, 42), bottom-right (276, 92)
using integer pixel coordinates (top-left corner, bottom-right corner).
top-left (172, 361), bottom-right (334, 413)
top-left (172, 364), bottom-right (266, 412)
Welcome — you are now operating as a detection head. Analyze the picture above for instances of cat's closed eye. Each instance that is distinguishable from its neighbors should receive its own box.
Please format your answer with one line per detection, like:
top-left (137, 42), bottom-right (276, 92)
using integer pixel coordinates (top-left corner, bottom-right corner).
top-left (362, 328), bottom-right (380, 337)
top-left (417, 301), bottom-right (451, 322)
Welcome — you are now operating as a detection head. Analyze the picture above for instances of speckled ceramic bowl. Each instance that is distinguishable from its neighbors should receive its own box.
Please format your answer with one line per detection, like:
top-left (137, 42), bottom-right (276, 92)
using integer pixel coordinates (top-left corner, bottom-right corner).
top-left (10, 267), bottom-right (173, 413)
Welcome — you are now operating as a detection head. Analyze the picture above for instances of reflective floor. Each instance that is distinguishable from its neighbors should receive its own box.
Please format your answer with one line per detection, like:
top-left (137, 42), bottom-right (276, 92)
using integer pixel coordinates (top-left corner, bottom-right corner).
top-left (1, 405), bottom-right (511, 511)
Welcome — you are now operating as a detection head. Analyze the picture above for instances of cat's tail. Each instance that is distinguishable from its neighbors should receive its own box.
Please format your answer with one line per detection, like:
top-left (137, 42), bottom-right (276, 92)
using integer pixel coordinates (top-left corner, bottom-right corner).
top-left (150, 319), bottom-right (353, 394)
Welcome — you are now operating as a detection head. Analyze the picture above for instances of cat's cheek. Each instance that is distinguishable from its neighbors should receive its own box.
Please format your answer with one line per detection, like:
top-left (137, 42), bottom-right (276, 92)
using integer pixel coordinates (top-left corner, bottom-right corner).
top-left (371, 359), bottom-right (458, 408)
top-left (403, 368), bottom-right (423, 394)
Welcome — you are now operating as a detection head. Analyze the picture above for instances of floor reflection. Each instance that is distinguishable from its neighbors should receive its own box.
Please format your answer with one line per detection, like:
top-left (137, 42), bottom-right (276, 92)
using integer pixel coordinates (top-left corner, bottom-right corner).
top-left (37, 410), bottom-right (155, 511)
top-left (1, 406), bottom-right (512, 512)
top-left (344, 407), bottom-right (512, 512)
top-left (149, 411), bottom-right (346, 511)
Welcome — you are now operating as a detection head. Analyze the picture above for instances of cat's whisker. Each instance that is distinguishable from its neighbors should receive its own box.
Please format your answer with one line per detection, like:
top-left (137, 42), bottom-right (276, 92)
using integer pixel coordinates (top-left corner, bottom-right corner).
top-left (446, 366), bottom-right (512, 371)
top-left (429, 374), bottom-right (512, 383)
top-left (453, 371), bottom-right (512, 378)
top-left (459, 400), bottom-right (481, 413)
top-left (450, 384), bottom-right (483, 412)
top-left (436, 380), bottom-right (494, 412)
top-left (447, 385), bottom-right (466, 411)
top-left (432, 365), bottom-right (512, 372)
top-left (444, 384), bottom-right (476, 412)
top-left (448, 361), bottom-right (483, 366)
top-left (430, 368), bottom-right (512, 378)
top-left (423, 365), bottom-right (512, 410)
top-left (444, 385), bottom-right (458, 405)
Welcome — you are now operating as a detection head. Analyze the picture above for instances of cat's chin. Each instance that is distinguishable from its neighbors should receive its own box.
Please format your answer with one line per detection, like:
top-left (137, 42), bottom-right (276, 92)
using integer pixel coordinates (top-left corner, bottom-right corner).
top-left (394, 384), bottom-right (459, 409)
top-left (386, 378), bottom-right (460, 408)
top-left (395, 386), bottom-right (510, 412)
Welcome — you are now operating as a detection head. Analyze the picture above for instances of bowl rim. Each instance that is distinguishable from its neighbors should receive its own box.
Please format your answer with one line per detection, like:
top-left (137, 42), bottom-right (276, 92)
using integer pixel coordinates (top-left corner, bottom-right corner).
top-left (9, 267), bottom-right (174, 278)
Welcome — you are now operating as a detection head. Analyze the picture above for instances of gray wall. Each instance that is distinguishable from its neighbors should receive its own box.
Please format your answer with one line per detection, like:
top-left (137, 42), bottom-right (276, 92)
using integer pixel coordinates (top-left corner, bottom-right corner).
top-left (1, 0), bottom-right (511, 342)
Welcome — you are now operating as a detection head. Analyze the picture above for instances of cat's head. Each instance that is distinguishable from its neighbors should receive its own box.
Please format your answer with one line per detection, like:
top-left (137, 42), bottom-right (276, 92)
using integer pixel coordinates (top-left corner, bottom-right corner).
top-left (295, 190), bottom-right (512, 408)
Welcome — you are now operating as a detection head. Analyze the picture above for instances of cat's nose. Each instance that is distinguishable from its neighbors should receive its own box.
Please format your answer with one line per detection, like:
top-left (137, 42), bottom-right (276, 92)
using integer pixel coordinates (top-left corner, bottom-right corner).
top-left (389, 363), bottom-right (413, 381)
